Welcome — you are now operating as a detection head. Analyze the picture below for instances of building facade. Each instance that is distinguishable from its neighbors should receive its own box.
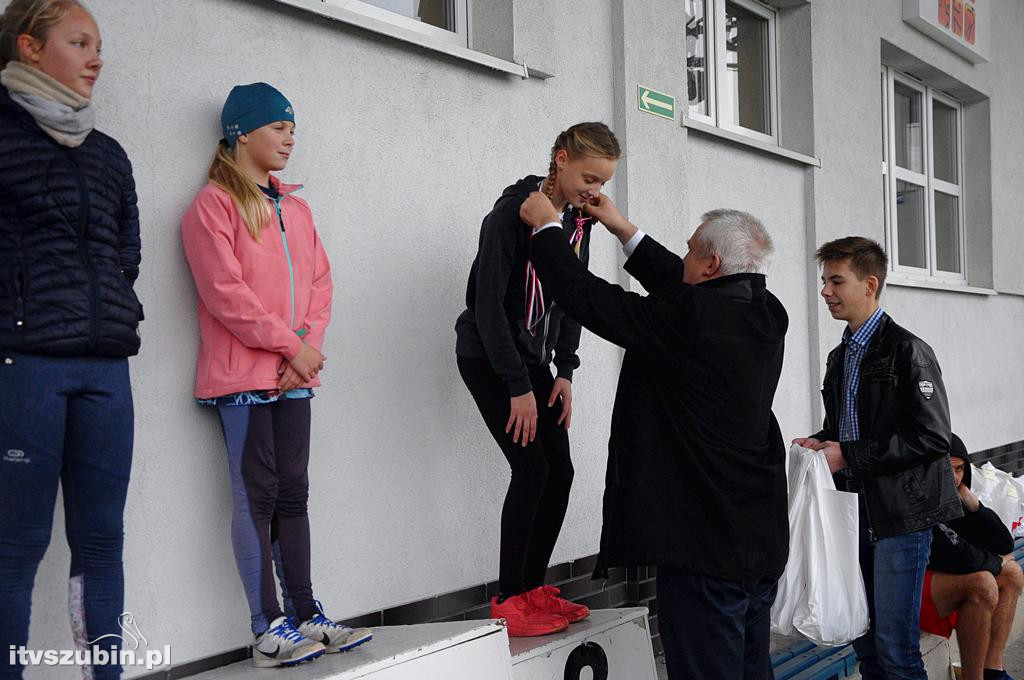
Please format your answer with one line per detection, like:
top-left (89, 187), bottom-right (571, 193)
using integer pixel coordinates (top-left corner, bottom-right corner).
top-left (12, 0), bottom-right (1024, 676)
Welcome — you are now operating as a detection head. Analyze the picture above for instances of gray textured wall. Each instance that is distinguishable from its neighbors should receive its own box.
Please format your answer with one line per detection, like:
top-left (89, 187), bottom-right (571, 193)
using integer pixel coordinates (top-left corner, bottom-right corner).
top-left (6, 0), bottom-right (1023, 676)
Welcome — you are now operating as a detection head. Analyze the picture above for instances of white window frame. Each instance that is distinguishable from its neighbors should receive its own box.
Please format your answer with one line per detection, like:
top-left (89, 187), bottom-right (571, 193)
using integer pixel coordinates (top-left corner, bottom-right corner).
top-left (684, 0), bottom-right (780, 145)
top-left (881, 66), bottom-right (967, 282)
top-left (326, 0), bottom-right (469, 47)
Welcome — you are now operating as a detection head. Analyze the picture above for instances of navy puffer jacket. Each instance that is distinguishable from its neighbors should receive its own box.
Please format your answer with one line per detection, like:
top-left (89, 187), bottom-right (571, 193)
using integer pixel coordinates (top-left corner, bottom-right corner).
top-left (0, 85), bottom-right (143, 357)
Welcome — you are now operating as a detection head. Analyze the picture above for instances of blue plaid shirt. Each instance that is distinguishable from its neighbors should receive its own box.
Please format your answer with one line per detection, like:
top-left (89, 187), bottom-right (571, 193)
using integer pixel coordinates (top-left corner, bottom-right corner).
top-left (838, 307), bottom-right (885, 444)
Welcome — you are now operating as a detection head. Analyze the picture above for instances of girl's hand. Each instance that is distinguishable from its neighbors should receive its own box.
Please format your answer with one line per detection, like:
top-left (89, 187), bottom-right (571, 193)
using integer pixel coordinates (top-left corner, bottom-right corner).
top-left (288, 342), bottom-right (324, 382)
top-left (277, 361), bottom-right (305, 391)
top-left (548, 378), bottom-right (573, 431)
top-left (506, 391), bottom-right (538, 447)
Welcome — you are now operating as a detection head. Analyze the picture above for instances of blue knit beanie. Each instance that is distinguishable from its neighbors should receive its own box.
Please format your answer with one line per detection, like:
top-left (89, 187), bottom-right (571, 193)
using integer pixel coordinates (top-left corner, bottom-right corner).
top-left (221, 83), bottom-right (295, 148)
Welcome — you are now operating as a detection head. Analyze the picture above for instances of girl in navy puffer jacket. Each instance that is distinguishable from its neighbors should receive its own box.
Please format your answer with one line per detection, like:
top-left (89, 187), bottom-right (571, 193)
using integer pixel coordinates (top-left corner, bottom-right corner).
top-left (0, 2), bottom-right (142, 679)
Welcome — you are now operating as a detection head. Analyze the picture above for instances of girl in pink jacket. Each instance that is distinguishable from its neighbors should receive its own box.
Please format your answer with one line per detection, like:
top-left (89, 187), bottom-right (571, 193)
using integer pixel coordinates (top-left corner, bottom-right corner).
top-left (181, 83), bottom-right (370, 668)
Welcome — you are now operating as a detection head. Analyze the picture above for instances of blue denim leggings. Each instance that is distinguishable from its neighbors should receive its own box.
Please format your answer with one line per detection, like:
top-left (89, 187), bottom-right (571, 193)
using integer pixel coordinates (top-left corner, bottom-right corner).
top-left (0, 353), bottom-right (134, 680)
top-left (854, 507), bottom-right (933, 680)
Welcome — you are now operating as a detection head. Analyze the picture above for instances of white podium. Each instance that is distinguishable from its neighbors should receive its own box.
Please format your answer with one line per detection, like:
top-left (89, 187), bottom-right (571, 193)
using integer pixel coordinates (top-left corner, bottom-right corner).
top-left (511, 608), bottom-right (658, 680)
top-left (187, 619), bottom-right (512, 680)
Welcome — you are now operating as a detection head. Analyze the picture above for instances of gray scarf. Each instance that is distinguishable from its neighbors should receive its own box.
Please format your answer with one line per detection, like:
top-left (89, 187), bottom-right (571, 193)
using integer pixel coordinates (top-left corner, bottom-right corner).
top-left (1, 61), bottom-right (95, 147)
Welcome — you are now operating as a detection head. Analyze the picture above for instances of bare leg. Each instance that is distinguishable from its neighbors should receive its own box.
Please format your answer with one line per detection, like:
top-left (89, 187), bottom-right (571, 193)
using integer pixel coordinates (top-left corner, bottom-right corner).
top-left (985, 558), bottom-right (1024, 671)
top-left (931, 571), bottom-right (999, 680)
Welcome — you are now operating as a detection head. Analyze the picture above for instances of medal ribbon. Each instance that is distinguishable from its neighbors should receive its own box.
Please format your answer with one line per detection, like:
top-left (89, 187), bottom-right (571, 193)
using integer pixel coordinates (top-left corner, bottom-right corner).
top-left (524, 208), bottom-right (592, 336)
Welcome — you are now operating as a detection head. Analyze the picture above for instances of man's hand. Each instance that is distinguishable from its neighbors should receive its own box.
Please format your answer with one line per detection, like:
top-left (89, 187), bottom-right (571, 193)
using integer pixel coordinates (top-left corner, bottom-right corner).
top-left (792, 437), bottom-right (824, 450)
top-left (277, 361), bottom-right (306, 391)
top-left (520, 192), bottom-right (560, 230)
top-left (582, 194), bottom-right (637, 244)
top-left (958, 482), bottom-right (981, 513)
top-left (548, 377), bottom-right (573, 431)
top-left (818, 441), bottom-right (848, 474)
top-left (288, 342), bottom-right (324, 382)
top-left (507, 391), bottom-right (538, 447)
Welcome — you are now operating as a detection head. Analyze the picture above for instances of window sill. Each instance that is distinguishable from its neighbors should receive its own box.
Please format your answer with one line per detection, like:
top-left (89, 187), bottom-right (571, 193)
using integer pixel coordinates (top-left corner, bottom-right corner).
top-left (682, 118), bottom-right (820, 167)
top-left (273, 0), bottom-right (549, 79)
top-left (886, 274), bottom-right (997, 296)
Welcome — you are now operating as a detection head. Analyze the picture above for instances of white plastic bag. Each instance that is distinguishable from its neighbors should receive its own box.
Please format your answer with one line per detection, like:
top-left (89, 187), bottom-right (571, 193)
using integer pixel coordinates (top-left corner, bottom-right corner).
top-left (972, 463), bottom-right (1024, 536)
top-left (771, 445), bottom-right (870, 646)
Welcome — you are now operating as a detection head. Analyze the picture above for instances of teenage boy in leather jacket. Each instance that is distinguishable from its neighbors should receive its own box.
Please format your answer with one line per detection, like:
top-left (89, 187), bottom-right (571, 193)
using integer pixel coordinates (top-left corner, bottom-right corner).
top-left (794, 237), bottom-right (961, 680)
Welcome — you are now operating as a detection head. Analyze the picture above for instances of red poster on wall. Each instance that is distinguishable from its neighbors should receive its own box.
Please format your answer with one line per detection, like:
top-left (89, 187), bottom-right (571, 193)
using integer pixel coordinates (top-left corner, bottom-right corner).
top-left (938, 0), bottom-right (951, 26)
top-left (905, 0), bottom-right (988, 63)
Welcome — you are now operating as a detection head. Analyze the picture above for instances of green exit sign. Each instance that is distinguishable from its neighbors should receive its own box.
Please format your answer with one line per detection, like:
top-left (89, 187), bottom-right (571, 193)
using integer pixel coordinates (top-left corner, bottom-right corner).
top-left (637, 85), bottom-right (675, 120)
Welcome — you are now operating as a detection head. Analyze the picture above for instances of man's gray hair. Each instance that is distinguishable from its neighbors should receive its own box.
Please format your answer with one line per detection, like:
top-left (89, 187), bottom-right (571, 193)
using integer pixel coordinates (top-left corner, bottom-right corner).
top-left (694, 209), bottom-right (774, 276)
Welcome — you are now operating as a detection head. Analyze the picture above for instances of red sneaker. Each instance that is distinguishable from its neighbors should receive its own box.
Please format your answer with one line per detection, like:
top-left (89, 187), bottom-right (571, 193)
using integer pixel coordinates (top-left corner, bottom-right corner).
top-left (525, 585), bottom-right (590, 623)
top-left (490, 594), bottom-right (569, 637)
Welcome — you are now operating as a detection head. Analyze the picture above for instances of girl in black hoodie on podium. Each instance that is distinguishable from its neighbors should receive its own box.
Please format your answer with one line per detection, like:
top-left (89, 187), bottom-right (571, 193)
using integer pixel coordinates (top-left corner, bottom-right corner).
top-left (454, 122), bottom-right (620, 637)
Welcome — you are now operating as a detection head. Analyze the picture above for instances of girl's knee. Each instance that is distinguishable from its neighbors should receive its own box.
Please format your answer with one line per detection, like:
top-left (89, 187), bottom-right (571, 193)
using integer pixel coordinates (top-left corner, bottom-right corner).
top-left (550, 459), bottom-right (574, 488)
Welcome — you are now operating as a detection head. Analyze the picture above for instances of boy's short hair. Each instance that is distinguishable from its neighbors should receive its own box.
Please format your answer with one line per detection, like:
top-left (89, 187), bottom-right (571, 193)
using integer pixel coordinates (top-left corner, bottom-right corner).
top-left (815, 237), bottom-right (888, 299)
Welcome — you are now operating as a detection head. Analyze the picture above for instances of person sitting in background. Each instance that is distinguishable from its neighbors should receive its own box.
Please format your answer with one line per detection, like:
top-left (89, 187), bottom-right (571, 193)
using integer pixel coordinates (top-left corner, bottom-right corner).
top-left (920, 433), bottom-right (1023, 680)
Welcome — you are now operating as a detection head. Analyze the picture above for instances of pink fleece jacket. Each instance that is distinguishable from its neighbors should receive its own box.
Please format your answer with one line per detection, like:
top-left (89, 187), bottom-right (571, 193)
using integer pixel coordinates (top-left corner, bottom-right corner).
top-left (181, 177), bottom-right (333, 399)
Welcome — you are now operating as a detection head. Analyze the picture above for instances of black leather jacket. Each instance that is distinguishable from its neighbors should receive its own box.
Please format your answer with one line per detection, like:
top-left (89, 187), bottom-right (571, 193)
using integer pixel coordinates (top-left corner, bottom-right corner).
top-left (815, 314), bottom-right (962, 540)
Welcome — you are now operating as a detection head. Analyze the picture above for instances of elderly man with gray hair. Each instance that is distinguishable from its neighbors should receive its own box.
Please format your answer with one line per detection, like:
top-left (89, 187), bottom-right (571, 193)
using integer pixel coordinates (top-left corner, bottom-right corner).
top-left (519, 192), bottom-right (790, 680)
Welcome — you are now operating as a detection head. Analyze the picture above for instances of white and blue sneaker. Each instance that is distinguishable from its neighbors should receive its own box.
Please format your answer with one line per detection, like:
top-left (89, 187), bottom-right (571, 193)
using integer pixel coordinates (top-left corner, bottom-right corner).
top-left (298, 603), bottom-right (373, 653)
top-left (252, 616), bottom-right (326, 668)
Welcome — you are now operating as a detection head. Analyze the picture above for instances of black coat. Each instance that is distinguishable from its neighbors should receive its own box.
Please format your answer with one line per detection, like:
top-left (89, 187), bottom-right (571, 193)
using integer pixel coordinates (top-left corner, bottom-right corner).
top-left (815, 314), bottom-right (962, 539)
top-left (0, 85), bottom-right (143, 358)
top-left (529, 230), bottom-right (790, 581)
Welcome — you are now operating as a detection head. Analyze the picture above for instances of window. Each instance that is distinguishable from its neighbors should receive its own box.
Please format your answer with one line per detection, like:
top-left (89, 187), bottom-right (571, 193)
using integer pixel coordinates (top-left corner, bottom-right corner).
top-left (336, 0), bottom-right (468, 46)
top-left (685, 0), bottom-right (779, 143)
top-left (881, 66), bottom-right (966, 280)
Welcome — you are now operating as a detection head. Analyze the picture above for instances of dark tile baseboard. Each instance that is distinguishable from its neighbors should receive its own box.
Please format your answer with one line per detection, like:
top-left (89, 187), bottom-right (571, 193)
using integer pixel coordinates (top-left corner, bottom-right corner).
top-left (972, 439), bottom-right (1024, 475)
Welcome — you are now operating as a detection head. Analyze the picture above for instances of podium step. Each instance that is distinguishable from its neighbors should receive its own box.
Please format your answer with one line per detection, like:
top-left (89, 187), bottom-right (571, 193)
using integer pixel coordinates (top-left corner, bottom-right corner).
top-left (187, 619), bottom-right (512, 680)
top-left (511, 607), bottom-right (657, 680)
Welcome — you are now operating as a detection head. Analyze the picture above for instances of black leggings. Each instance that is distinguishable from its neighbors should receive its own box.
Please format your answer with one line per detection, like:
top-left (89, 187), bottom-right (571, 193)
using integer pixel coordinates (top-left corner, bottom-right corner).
top-left (457, 356), bottom-right (574, 596)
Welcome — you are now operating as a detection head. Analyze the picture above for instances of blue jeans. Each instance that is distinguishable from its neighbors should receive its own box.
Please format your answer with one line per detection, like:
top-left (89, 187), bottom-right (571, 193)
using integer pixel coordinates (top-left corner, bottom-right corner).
top-left (853, 505), bottom-right (932, 680)
top-left (0, 353), bottom-right (134, 680)
top-left (657, 564), bottom-right (777, 680)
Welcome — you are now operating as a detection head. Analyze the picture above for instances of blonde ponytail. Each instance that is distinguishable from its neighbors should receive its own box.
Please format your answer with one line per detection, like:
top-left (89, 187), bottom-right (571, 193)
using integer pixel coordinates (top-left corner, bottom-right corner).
top-left (208, 141), bottom-right (271, 240)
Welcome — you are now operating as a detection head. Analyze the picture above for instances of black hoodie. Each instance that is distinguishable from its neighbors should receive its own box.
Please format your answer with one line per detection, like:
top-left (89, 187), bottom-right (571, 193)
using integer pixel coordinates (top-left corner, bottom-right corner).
top-left (928, 439), bottom-right (1015, 575)
top-left (454, 175), bottom-right (591, 396)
